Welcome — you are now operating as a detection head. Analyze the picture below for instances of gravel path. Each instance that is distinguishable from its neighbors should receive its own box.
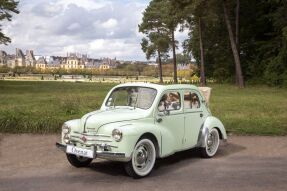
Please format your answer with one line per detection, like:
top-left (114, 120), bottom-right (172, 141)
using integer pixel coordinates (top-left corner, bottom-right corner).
top-left (0, 134), bottom-right (286, 191)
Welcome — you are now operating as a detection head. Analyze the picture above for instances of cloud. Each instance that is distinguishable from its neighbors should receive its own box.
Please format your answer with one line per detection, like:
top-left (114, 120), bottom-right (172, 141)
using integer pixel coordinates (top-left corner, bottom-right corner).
top-left (56, 0), bottom-right (108, 11)
top-left (31, 2), bottom-right (64, 17)
top-left (67, 23), bottom-right (81, 31)
top-left (101, 18), bottom-right (118, 29)
top-left (0, 0), bottom-right (188, 61)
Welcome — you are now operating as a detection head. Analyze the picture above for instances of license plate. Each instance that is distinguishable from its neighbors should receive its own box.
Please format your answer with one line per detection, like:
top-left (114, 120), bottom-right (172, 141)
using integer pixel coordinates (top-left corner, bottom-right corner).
top-left (66, 145), bottom-right (94, 158)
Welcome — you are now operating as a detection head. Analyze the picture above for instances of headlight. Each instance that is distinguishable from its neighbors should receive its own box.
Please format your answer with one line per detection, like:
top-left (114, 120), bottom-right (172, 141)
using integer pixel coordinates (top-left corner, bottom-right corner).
top-left (62, 123), bottom-right (70, 134)
top-left (112, 129), bottom-right (122, 142)
top-left (63, 134), bottom-right (70, 144)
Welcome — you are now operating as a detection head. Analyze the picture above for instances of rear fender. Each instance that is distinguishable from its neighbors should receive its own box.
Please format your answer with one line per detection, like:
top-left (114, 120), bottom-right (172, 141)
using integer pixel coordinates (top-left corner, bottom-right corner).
top-left (197, 116), bottom-right (227, 147)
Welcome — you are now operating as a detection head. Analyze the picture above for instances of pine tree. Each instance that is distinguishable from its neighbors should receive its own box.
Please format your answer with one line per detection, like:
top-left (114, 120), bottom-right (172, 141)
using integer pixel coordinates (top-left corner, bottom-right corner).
top-left (139, 0), bottom-right (170, 83)
top-left (0, 0), bottom-right (19, 44)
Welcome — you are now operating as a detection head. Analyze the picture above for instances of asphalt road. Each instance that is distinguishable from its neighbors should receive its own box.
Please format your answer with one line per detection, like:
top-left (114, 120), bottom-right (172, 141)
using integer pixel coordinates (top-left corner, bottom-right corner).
top-left (0, 134), bottom-right (287, 191)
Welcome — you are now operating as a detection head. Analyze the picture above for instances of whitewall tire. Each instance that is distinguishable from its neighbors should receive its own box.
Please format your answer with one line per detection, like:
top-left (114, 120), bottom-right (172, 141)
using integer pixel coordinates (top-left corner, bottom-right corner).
top-left (201, 128), bottom-right (220, 158)
top-left (125, 138), bottom-right (156, 178)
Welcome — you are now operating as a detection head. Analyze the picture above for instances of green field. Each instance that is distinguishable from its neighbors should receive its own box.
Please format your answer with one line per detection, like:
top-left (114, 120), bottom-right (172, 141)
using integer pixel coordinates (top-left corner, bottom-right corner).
top-left (0, 81), bottom-right (286, 135)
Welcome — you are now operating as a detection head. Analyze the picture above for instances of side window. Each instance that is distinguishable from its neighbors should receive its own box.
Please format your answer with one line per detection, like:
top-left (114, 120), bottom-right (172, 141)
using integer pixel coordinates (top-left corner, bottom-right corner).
top-left (158, 91), bottom-right (181, 111)
top-left (184, 91), bottom-right (200, 109)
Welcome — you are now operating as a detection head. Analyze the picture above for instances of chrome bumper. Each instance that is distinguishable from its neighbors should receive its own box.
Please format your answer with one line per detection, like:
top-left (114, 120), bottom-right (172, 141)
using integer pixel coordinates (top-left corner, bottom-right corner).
top-left (55, 142), bottom-right (130, 162)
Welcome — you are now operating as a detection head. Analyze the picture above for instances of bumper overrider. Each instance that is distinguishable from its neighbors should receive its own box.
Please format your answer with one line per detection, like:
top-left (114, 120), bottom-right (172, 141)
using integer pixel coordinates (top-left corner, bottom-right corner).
top-left (56, 131), bottom-right (130, 162)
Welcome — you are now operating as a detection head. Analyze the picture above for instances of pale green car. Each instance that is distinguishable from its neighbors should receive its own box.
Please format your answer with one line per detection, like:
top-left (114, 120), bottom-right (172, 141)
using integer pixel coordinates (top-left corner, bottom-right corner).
top-left (56, 82), bottom-right (227, 178)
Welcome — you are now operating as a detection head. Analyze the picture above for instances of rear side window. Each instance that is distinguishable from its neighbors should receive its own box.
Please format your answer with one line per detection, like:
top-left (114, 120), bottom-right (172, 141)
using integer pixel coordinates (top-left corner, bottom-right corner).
top-left (184, 91), bottom-right (200, 109)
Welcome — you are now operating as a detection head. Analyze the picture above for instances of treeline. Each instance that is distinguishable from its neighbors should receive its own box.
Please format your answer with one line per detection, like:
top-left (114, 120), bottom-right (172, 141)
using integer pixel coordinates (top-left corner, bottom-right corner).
top-left (0, 63), bottom-right (195, 79)
top-left (139, 0), bottom-right (287, 87)
top-left (0, 65), bottom-right (157, 77)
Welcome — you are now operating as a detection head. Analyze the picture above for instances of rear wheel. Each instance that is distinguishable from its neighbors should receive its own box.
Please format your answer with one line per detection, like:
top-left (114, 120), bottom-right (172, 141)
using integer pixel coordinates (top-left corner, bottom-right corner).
top-left (201, 128), bottom-right (220, 158)
top-left (66, 154), bottom-right (93, 167)
top-left (125, 138), bottom-right (156, 178)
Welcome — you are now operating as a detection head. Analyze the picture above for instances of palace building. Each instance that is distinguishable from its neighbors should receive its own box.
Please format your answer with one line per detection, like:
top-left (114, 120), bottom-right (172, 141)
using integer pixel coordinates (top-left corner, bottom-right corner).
top-left (0, 48), bottom-right (118, 70)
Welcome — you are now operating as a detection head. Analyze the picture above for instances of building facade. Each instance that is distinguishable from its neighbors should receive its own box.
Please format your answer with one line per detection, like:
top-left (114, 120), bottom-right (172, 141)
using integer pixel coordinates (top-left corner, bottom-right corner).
top-left (61, 53), bottom-right (85, 69)
top-left (0, 49), bottom-right (119, 70)
top-left (25, 50), bottom-right (36, 67)
top-left (35, 57), bottom-right (47, 69)
top-left (0, 51), bottom-right (8, 66)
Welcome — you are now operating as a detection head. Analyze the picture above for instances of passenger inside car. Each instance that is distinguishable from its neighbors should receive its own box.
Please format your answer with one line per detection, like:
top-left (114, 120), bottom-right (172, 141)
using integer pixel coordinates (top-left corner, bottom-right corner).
top-left (191, 93), bottom-right (200, 108)
top-left (158, 94), bottom-right (168, 111)
top-left (167, 92), bottom-right (180, 110)
top-left (184, 92), bottom-right (200, 109)
top-left (158, 92), bottom-right (181, 111)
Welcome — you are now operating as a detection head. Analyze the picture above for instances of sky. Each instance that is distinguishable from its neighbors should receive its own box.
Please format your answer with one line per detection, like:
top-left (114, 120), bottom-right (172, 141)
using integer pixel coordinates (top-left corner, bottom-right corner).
top-left (0, 0), bottom-right (188, 61)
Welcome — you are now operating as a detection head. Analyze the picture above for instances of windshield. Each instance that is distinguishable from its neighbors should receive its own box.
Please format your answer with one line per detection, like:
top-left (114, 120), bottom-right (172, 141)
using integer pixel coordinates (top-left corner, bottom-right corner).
top-left (106, 86), bottom-right (157, 110)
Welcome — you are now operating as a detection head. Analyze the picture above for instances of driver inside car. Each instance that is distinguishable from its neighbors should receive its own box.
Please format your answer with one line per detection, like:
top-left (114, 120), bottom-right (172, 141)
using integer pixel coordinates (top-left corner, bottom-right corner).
top-left (158, 94), bottom-right (168, 111)
top-left (167, 92), bottom-right (180, 110)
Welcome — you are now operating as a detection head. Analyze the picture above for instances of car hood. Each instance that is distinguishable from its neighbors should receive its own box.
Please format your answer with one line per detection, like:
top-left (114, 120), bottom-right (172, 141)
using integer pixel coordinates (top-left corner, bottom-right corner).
top-left (79, 108), bottom-right (147, 132)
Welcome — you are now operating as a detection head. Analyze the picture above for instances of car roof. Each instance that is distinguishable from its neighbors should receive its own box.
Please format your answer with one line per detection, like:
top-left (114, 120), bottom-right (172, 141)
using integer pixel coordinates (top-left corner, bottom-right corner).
top-left (114, 82), bottom-right (199, 92)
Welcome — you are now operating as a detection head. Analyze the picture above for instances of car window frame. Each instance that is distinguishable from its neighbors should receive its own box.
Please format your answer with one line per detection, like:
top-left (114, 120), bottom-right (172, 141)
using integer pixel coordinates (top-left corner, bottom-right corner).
top-left (105, 86), bottom-right (158, 110)
top-left (156, 90), bottom-right (183, 115)
top-left (182, 89), bottom-right (203, 113)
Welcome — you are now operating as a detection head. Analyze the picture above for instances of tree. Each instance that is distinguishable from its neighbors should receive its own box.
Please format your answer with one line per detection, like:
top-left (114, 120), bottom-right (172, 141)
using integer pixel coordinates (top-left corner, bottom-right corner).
top-left (0, 0), bottom-right (19, 45)
top-left (141, 0), bottom-right (184, 83)
top-left (235, 0), bottom-right (240, 48)
top-left (139, 0), bottom-right (170, 83)
top-left (178, 0), bottom-right (243, 86)
top-left (233, 0), bottom-right (240, 85)
top-left (140, 35), bottom-right (170, 83)
top-left (223, 0), bottom-right (244, 88)
top-left (176, 53), bottom-right (191, 64)
top-left (261, 0), bottom-right (287, 86)
top-left (174, 0), bottom-right (287, 87)
top-left (173, 0), bottom-right (212, 86)
top-left (134, 62), bottom-right (147, 76)
top-left (198, 17), bottom-right (206, 86)
top-left (158, 0), bottom-right (184, 83)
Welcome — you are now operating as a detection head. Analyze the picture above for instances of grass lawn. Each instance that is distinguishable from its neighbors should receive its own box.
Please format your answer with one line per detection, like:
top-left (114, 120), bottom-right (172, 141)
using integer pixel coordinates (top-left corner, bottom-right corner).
top-left (0, 81), bottom-right (286, 135)
top-left (210, 84), bottom-right (287, 135)
top-left (0, 81), bottom-right (115, 133)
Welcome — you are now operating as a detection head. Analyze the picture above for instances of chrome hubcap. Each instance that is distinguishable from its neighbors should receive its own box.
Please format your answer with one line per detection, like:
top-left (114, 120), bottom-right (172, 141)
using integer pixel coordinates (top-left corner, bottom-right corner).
top-left (207, 134), bottom-right (214, 147)
top-left (206, 129), bottom-right (219, 156)
top-left (132, 139), bottom-right (156, 176)
top-left (135, 145), bottom-right (149, 169)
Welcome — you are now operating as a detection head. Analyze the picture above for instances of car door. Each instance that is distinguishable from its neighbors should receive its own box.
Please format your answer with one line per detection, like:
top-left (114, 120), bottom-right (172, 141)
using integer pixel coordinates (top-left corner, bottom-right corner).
top-left (156, 90), bottom-right (185, 156)
top-left (183, 90), bottom-right (204, 149)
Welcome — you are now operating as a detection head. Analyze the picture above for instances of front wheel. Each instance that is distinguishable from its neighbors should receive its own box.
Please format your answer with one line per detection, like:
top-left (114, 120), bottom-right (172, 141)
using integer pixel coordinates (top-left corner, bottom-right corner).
top-left (66, 154), bottom-right (93, 167)
top-left (124, 138), bottom-right (156, 178)
top-left (201, 128), bottom-right (220, 158)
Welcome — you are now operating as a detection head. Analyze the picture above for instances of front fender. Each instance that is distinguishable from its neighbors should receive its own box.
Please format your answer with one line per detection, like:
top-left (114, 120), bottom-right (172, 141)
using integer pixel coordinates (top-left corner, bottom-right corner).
top-left (96, 120), bottom-right (161, 159)
top-left (197, 116), bottom-right (227, 147)
top-left (61, 119), bottom-right (81, 144)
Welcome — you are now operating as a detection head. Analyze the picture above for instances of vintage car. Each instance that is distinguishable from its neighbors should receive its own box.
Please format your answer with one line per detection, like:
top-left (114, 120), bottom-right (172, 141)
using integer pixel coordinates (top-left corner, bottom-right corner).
top-left (56, 82), bottom-right (227, 178)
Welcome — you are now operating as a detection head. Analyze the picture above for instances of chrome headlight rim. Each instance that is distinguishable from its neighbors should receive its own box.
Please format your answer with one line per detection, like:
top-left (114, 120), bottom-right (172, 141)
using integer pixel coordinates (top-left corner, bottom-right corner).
top-left (112, 129), bottom-right (122, 142)
top-left (62, 123), bottom-right (71, 134)
top-left (63, 134), bottom-right (70, 144)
